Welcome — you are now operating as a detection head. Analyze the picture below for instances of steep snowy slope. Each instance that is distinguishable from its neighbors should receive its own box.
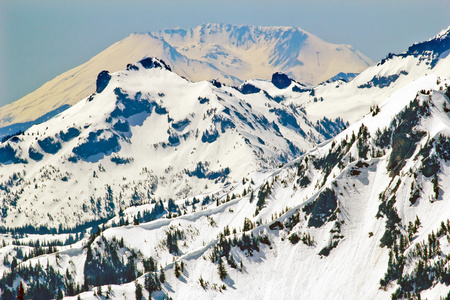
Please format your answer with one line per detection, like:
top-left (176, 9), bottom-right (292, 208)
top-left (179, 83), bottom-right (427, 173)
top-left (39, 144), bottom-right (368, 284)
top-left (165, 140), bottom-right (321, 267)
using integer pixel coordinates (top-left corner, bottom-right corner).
top-left (0, 58), bottom-right (346, 230)
top-left (0, 24), bottom-right (372, 131)
top-left (292, 26), bottom-right (450, 124)
top-left (1, 73), bottom-right (450, 299)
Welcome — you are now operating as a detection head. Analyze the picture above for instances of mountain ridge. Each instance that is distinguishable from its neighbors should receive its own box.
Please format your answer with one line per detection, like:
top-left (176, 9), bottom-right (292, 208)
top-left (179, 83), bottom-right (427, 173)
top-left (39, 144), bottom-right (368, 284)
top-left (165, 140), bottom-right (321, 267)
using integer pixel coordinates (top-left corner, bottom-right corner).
top-left (0, 57), bottom-right (347, 230)
top-left (1, 74), bottom-right (450, 299)
top-left (1, 25), bottom-right (450, 300)
top-left (0, 23), bottom-right (372, 130)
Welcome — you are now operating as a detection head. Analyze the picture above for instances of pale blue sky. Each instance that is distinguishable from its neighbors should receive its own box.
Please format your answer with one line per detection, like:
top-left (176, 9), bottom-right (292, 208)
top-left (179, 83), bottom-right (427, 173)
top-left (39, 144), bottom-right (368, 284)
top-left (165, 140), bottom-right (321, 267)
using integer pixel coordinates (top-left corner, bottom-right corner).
top-left (0, 0), bottom-right (449, 108)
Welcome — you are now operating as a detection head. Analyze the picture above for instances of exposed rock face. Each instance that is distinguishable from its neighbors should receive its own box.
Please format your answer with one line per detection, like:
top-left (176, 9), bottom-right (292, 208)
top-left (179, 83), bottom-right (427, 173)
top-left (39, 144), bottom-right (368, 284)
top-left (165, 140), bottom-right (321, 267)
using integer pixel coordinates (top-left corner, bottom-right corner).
top-left (96, 70), bottom-right (111, 93)
top-left (271, 72), bottom-right (292, 89)
top-left (138, 57), bottom-right (172, 71)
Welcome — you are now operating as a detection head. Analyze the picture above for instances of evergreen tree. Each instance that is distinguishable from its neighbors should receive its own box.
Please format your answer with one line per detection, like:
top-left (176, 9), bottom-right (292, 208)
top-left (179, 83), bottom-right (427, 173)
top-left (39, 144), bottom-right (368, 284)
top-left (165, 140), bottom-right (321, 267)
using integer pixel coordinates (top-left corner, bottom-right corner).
top-left (145, 274), bottom-right (159, 298)
top-left (180, 260), bottom-right (185, 273)
top-left (17, 281), bottom-right (25, 300)
top-left (57, 289), bottom-right (64, 300)
top-left (160, 267), bottom-right (166, 283)
top-left (107, 285), bottom-right (112, 298)
top-left (218, 257), bottom-right (228, 280)
top-left (11, 257), bottom-right (18, 270)
top-left (135, 281), bottom-right (143, 300)
top-left (432, 174), bottom-right (439, 199)
top-left (243, 217), bottom-right (254, 232)
top-left (174, 262), bottom-right (181, 278)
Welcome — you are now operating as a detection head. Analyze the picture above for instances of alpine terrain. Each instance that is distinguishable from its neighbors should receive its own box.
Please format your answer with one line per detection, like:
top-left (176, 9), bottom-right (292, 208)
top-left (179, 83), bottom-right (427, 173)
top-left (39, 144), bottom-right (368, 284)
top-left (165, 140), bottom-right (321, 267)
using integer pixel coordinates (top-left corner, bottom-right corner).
top-left (0, 24), bottom-right (372, 135)
top-left (0, 26), bottom-right (450, 300)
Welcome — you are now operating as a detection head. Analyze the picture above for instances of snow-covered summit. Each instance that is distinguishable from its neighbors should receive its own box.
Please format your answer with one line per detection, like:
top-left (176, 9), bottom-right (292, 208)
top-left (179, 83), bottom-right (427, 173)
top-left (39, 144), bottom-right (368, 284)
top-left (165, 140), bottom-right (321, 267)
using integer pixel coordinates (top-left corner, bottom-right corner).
top-left (153, 23), bottom-right (373, 85)
top-left (0, 23), bottom-right (372, 131)
top-left (289, 26), bottom-right (450, 124)
top-left (0, 58), bottom-right (346, 230)
top-left (406, 25), bottom-right (450, 57)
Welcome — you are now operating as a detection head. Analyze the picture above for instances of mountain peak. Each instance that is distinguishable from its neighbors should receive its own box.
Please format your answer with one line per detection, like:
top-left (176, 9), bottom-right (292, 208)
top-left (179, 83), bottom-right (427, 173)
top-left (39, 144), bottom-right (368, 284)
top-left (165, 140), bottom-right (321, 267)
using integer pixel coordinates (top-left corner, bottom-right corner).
top-left (430, 25), bottom-right (450, 41)
top-left (406, 26), bottom-right (450, 57)
top-left (0, 23), bottom-right (372, 134)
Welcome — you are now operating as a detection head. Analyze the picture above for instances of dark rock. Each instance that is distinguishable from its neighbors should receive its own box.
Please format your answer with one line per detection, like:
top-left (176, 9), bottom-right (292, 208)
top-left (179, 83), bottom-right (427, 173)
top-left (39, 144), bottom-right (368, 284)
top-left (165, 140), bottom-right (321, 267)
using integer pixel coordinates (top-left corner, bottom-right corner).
top-left (211, 80), bottom-right (222, 88)
top-left (185, 161), bottom-right (230, 182)
top-left (138, 57), bottom-right (171, 71)
top-left (38, 137), bottom-right (62, 154)
top-left (314, 117), bottom-right (348, 140)
top-left (198, 97), bottom-right (210, 104)
top-left (113, 120), bottom-right (130, 132)
top-left (270, 108), bottom-right (302, 133)
top-left (110, 155), bottom-right (133, 165)
top-left (292, 86), bottom-right (310, 93)
top-left (387, 100), bottom-right (428, 176)
top-left (172, 119), bottom-right (190, 131)
top-left (239, 83), bottom-right (261, 94)
top-left (0, 144), bottom-right (22, 164)
top-left (298, 176), bottom-right (311, 188)
top-left (168, 134), bottom-right (180, 146)
top-left (72, 130), bottom-right (120, 161)
top-left (212, 115), bottom-right (235, 133)
top-left (406, 28), bottom-right (450, 58)
top-left (303, 188), bottom-right (337, 228)
top-left (155, 104), bottom-right (167, 115)
top-left (126, 63), bottom-right (139, 71)
top-left (96, 71), bottom-right (111, 93)
top-left (59, 127), bottom-right (80, 142)
top-left (111, 89), bottom-right (154, 120)
top-left (358, 71), bottom-right (408, 89)
top-left (28, 147), bottom-right (44, 161)
top-left (271, 72), bottom-right (292, 89)
top-left (421, 156), bottom-right (440, 177)
top-left (201, 129), bottom-right (219, 143)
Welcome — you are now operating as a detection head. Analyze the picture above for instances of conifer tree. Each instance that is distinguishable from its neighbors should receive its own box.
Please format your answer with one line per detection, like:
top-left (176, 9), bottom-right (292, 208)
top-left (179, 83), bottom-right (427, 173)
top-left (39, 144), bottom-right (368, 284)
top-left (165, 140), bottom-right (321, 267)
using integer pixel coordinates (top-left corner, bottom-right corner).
top-left (180, 260), bottom-right (185, 273)
top-left (57, 289), bottom-right (64, 300)
top-left (218, 257), bottom-right (228, 280)
top-left (17, 281), bottom-right (25, 300)
top-left (432, 174), bottom-right (439, 199)
top-left (174, 261), bottom-right (181, 277)
top-left (160, 267), bottom-right (166, 283)
top-left (135, 281), bottom-right (143, 300)
top-left (145, 273), bottom-right (160, 298)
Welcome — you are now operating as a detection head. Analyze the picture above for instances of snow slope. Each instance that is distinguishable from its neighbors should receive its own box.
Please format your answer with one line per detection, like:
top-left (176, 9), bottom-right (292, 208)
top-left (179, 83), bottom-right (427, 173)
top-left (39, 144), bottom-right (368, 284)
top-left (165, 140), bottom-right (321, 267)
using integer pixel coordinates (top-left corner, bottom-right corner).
top-left (0, 58), bottom-right (346, 229)
top-left (284, 26), bottom-right (450, 124)
top-left (2, 26), bottom-right (450, 300)
top-left (0, 24), bottom-right (372, 130)
top-left (2, 74), bottom-right (450, 300)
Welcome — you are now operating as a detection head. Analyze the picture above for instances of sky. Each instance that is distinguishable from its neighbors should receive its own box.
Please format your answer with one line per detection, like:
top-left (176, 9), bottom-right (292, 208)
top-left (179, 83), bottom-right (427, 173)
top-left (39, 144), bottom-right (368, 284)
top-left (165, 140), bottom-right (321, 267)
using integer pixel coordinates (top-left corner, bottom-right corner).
top-left (0, 0), bottom-right (449, 108)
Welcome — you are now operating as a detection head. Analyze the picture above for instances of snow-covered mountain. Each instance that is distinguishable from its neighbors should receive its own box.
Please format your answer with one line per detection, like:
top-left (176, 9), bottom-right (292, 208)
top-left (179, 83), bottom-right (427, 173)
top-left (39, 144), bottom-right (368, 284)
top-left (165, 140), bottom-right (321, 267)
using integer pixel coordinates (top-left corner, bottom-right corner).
top-left (152, 24), bottom-right (372, 85)
top-left (293, 26), bottom-right (450, 124)
top-left (0, 23), bottom-right (372, 132)
top-left (2, 26), bottom-right (450, 300)
top-left (1, 72), bottom-right (449, 300)
top-left (0, 58), bottom-right (346, 230)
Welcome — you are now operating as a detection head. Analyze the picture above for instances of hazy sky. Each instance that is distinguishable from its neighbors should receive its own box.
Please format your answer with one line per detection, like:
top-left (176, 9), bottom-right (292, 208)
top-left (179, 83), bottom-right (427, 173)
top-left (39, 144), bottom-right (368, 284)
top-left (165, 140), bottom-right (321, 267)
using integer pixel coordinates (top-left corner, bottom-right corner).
top-left (0, 0), bottom-right (449, 108)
